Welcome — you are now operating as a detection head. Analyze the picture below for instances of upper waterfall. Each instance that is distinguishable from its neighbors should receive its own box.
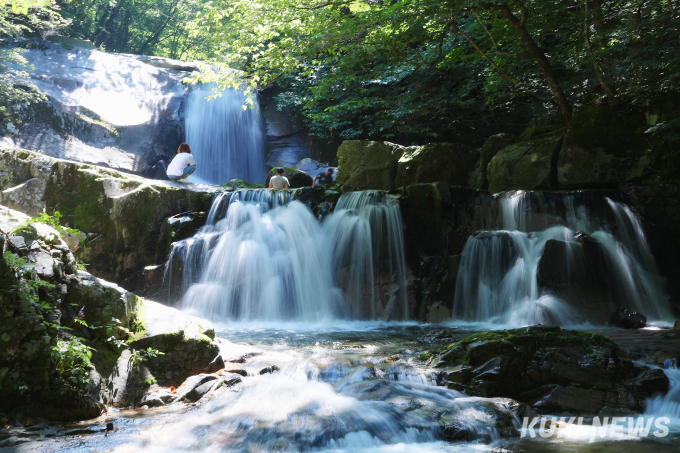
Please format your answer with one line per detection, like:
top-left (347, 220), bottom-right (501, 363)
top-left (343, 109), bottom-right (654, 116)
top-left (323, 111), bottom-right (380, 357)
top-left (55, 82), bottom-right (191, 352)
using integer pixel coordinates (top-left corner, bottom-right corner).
top-left (184, 85), bottom-right (266, 185)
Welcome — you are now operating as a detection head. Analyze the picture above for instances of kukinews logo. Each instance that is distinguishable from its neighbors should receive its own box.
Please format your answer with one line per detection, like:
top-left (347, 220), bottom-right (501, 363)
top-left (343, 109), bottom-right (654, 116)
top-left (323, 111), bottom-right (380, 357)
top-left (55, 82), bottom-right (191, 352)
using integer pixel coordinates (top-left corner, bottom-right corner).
top-left (520, 416), bottom-right (671, 442)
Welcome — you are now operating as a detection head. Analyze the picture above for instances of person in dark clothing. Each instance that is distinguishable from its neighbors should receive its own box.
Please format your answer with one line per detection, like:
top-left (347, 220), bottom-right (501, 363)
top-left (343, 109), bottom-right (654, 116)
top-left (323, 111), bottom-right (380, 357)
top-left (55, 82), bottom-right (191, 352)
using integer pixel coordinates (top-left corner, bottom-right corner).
top-left (313, 168), bottom-right (334, 187)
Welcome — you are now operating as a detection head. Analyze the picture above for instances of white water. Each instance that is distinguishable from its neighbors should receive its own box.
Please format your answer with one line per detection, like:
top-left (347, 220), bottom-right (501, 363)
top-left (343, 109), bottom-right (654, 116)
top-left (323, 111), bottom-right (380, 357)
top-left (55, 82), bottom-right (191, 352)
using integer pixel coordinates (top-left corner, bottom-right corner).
top-left (167, 190), bottom-right (408, 321)
top-left (453, 191), bottom-right (672, 326)
top-left (184, 84), bottom-right (266, 185)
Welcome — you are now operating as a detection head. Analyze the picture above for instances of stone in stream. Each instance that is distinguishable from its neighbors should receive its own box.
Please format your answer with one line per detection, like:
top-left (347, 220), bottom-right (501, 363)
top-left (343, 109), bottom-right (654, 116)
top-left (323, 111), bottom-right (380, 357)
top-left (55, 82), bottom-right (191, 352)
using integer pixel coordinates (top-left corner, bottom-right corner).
top-left (432, 326), bottom-right (668, 416)
top-left (608, 307), bottom-right (647, 329)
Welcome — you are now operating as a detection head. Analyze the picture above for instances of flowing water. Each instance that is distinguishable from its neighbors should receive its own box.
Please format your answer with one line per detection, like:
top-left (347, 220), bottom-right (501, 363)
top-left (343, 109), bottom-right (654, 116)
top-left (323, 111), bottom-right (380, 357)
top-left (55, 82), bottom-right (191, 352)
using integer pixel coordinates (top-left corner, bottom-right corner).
top-left (453, 191), bottom-right (673, 325)
top-left (166, 190), bottom-right (408, 322)
top-left (184, 85), bottom-right (266, 185)
top-left (13, 324), bottom-right (680, 453)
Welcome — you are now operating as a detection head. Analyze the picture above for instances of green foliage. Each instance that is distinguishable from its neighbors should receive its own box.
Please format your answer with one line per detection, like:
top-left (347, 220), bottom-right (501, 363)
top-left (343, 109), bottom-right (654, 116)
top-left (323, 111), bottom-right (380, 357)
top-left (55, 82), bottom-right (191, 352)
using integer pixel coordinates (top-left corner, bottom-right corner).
top-left (3, 250), bottom-right (26, 272)
top-left (51, 337), bottom-right (95, 385)
top-left (1, 1), bottom-right (66, 128)
top-left (27, 211), bottom-right (80, 236)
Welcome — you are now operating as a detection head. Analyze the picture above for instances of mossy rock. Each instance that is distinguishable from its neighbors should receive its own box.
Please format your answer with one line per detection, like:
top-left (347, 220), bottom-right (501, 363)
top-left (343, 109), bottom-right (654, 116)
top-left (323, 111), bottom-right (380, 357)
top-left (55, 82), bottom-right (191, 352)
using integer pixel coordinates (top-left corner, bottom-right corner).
top-left (433, 326), bottom-right (614, 368)
top-left (265, 167), bottom-right (313, 188)
top-left (557, 103), bottom-right (680, 188)
top-left (223, 178), bottom-right (265, 189)
top-left (395, 143), bottom-right (478, 189)
top-left (487, 132), bottom-right (564, 193)
top-left (478, 134), bottom-right (516, 190)
top-left (336, 140), bottom-right (406, 190)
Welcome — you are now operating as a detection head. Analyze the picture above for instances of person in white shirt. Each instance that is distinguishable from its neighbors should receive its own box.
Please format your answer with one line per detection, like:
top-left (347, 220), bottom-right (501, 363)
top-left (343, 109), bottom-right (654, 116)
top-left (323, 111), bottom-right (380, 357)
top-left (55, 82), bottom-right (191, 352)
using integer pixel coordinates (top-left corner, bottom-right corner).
top-left (269, 167), bottom-right (290, 189)
top-left (166, 143), bottom-right (197, 181)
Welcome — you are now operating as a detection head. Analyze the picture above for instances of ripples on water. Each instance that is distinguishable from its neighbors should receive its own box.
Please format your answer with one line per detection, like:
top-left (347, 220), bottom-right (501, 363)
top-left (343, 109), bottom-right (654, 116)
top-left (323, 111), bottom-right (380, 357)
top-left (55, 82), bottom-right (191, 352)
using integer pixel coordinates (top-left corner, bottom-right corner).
top-left (17, 323), bottom-right (678, 453)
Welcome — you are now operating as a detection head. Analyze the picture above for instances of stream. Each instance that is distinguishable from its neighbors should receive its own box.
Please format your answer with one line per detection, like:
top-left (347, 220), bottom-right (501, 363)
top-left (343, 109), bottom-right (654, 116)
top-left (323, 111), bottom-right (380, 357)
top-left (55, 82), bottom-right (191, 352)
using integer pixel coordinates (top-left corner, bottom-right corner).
top-left (6, 323), bottom-right (679, 453)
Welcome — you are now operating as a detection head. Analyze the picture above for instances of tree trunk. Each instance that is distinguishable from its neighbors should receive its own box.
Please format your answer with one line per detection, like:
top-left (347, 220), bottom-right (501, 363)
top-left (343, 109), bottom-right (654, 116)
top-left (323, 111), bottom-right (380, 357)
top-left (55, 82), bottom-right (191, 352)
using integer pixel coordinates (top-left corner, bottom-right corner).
top-left (495, 1), bottom-right (573, 122)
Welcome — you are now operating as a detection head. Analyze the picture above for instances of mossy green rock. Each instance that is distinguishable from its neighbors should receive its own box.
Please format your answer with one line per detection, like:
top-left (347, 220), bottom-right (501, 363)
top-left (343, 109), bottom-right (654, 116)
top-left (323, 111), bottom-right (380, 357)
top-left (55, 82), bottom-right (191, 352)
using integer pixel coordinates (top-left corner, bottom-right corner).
top-left (0, 148), bottom-right (222, 282)
top-left (394, 143), bottom-right (478, 189)
top-left (478, 134), bottom-right (516, 190)
top-left (431, 326), bottom-right (659, 415)
top-left (265, 167), bottom-right (313, 188)
top-left (336, 141), bottom-right (406, 190)
top-left (487, 132), bottom-right (563, 192)
top-left (129, 300), bottom-right (223, 385)
top-left (557, 104), bottom-right (678, 188)
top-left (224, 178), bottom-right (266, 189)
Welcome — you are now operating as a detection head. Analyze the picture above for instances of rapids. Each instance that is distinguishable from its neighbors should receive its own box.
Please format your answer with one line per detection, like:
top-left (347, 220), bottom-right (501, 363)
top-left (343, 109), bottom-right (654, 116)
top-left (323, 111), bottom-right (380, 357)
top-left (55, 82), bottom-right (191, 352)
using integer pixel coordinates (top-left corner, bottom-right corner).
top-left (15, 324), bottom-right (680, 453)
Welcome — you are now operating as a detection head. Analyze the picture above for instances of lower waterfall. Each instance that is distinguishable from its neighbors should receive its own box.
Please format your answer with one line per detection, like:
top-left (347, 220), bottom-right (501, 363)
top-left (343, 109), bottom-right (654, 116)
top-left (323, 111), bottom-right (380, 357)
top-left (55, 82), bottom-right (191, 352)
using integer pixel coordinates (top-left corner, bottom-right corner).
top-left (453, 191), bottom-right (673, 325)
top-left (164, 189), bottom-right (408, 321)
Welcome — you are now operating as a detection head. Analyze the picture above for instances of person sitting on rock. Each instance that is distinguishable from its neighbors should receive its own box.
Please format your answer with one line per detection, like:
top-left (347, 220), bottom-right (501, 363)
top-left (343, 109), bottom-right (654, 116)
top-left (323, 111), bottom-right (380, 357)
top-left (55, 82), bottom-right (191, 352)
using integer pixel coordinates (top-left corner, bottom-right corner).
top-left (167, 143), bottom-right (197, 181)
top-left (269, 167), bottom-right (290, 189)
top-left (312, 168), bottom-right (334, 187)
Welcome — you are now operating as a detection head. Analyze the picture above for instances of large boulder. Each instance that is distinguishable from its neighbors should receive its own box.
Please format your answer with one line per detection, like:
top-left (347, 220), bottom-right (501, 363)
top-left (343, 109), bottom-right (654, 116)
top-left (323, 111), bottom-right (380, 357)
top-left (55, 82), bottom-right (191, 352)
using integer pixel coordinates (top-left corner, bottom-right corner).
top-left (557, 104), bottom-right (680, 189)
top-left (608, 308), bottom-right (647, 329)
top-left (478, 134), bottom-right (516, 190)
top-left (433, 326), bottom-right (665, 415)
top-left (394, 143), bottom-right (478, 188)
top-left (336, 141), bottom-right (406, 190)
top-left (264, 167), bottom-right (313, 188)
top-left (487, 132), bottom-right (564, 193)
top-left (0, 148), bottom-right (221, 282)
top-left (5, 42), bottom-right (186, 174)
top-left (128, 300), bottom-right (223, 385)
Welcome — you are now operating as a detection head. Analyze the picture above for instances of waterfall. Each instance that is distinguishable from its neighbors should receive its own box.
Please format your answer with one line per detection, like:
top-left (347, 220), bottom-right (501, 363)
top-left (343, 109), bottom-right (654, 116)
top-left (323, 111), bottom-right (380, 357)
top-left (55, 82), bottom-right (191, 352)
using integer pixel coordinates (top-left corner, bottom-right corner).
top-left (453, 191), bottom-right (672, 325)
top-left (184, 84), bottom-right (265, 185)
top-left (164, 190), bottom-right (408, 321)
top-left (324, 191), bottom-right (408, 320)
top-left (646, 362), bottom-right (680, 419)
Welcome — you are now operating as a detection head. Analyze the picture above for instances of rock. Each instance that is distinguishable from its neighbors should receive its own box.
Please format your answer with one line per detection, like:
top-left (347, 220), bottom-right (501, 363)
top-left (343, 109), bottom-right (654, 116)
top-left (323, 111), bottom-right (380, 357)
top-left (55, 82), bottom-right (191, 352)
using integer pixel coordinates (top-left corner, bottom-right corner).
top-left (479, 133), bottom-right (516, 190)
top-left (557, 105), bottom-right (679, 189)
top-left (173, 374), bottom-right (218, 403)
top-left (65, 272), bottom-right (139, 329)
top-left (534, 385), bottom-right (607, 414)
top-left (628, 368), bottom-right (670, 396)
top-left (129, 300), bottom-right (223, 385)
top-left (430, 327), bottom-right (646, 415)
top-left (165, 211), bottom-right (208, 244)
top-left (259, 365), bottom-right (280, 375)
top-left (400, 183), bottom-right (451, 256)
top-left (10, 42), bottom-right (186, 174)
top-left (394, 143), bottom-right (477, 189)
top-left (136, 56), bottom-right (198, 72)
top-left (105, 349), bottom-right (155, 408)
top-left (139, 388), bottom-right (175, 407)
top-left (608, 308), bottom-right (647, 329)
top-left (264, 167), bottom-right (313, 188)
top-left (223, 179), bottom-right (266, 189)
top-left (336, 141), bottom-right (406, 190)
top-left (0, 148), bottom-right (221, 282)
top-left (487, 132), bottom-right (564, 193)
top-left (675, 320), bottom-right (680, 330)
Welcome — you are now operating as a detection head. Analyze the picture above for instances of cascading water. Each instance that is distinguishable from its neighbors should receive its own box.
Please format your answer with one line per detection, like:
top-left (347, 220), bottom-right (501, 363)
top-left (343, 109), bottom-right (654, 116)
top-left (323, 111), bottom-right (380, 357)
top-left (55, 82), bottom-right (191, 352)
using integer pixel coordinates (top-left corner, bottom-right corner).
top-left (184, 84), bottom-right (266, 184)
top-left (453, 191), bottom-right (672, 326)
top-left (165, 189), bottom-right (408, 321)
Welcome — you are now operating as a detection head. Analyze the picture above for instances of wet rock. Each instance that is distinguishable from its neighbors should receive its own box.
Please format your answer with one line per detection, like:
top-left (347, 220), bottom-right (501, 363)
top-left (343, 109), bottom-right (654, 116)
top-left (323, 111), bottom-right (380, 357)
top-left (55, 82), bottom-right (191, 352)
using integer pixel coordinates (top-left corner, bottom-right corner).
top-left (608, 308), bottom-right (647, 329)
top-left (674, 320), bottom-right (680, 330)
top-left (627, 368), bottom-right (669, 396)
top-left (173, 374), bottom-right (219, 403)
top-left (265, 167), bottom-right (313, 188)
top-left (259, 365), bottom-right (280, 375)
top-left (105, 349), bottom-right (155, 408)
top-left (431, 327), bottom-right (649, 415)
top-left (139, 388), bottom-right (175, 407)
